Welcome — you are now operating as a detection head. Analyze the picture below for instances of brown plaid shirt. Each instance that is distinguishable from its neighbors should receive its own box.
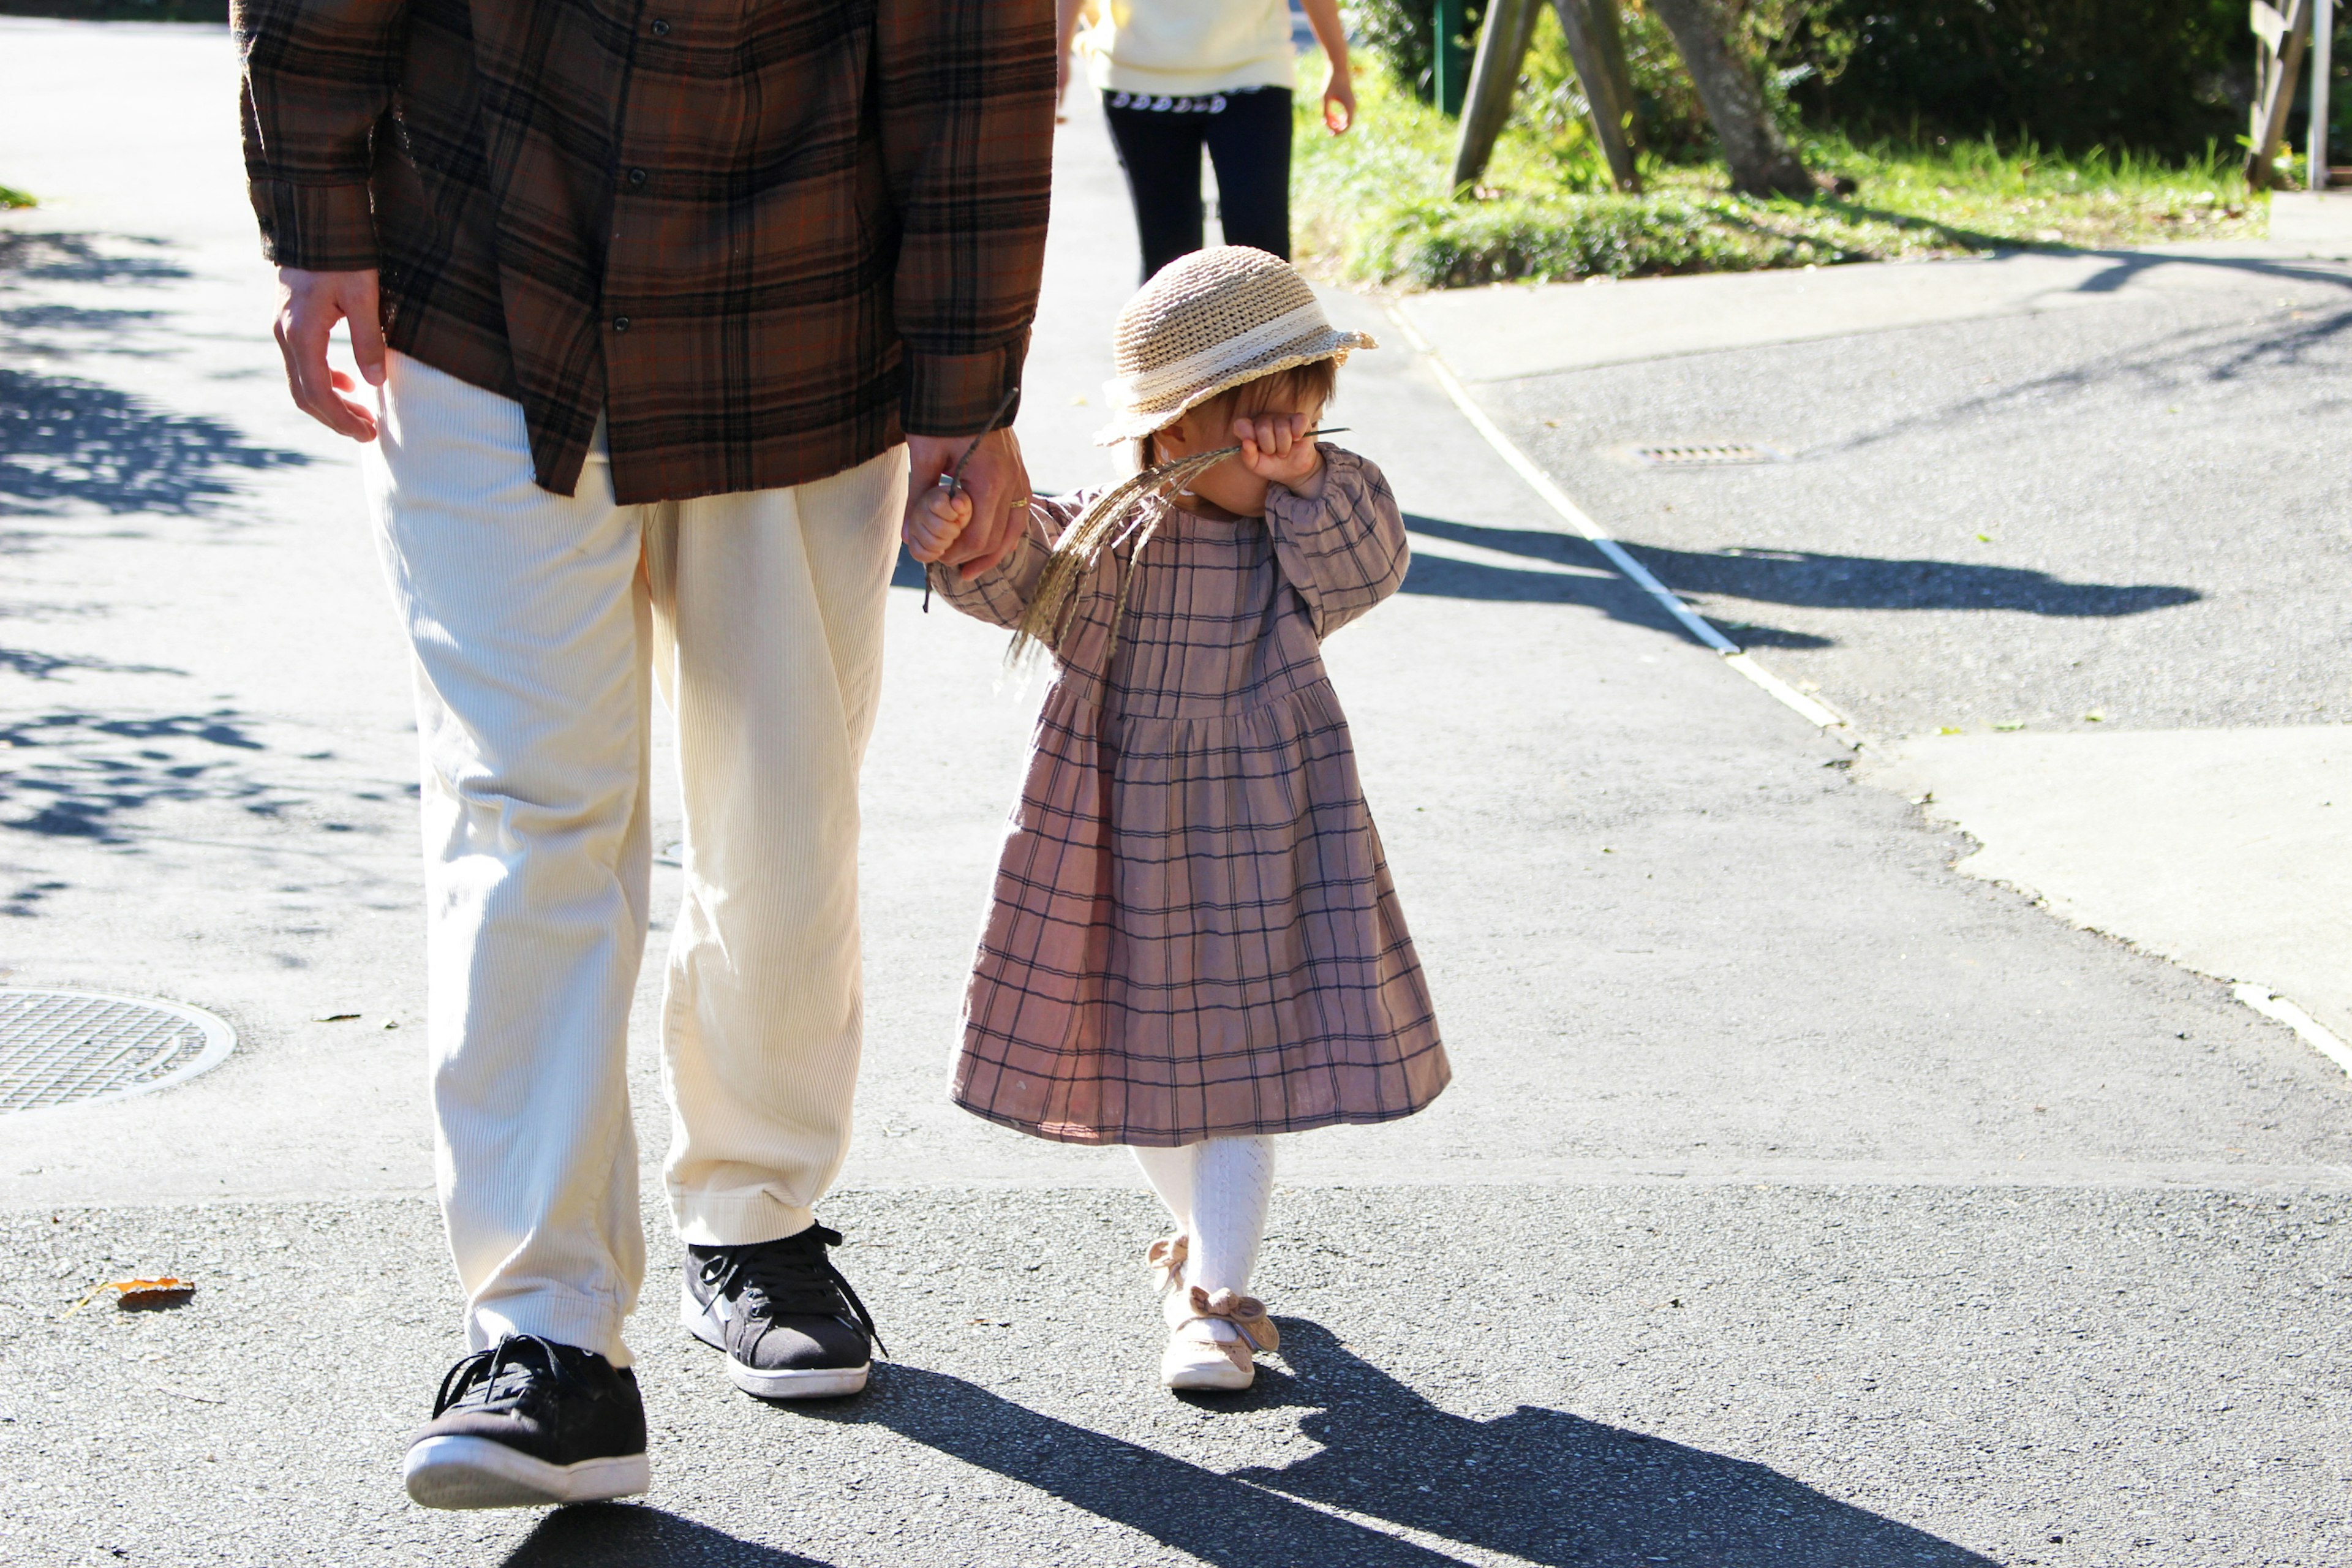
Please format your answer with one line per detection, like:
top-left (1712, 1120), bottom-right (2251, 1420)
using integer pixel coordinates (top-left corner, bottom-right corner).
top-left (235, 0), bottom-right (1054, 503)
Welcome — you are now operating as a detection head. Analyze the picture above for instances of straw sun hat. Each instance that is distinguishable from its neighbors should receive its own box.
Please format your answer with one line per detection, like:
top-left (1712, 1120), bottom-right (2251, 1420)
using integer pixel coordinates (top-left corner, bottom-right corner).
top-left (1092, 246), bottom-right (1374, 446)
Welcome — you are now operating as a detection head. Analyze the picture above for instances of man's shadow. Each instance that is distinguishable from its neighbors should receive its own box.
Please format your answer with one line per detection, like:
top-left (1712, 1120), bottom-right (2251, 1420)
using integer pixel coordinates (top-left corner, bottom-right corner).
top-left (833, 1320), bottom-right (1992, 1566)
top-left (500, 1504), bottom-right (833, 1566)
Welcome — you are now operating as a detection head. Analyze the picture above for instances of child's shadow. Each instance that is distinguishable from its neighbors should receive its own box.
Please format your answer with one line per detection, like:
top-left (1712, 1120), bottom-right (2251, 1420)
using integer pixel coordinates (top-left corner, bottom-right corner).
top-left (1238, 1319), bottom-right (1991, 1564)
top-left (849, 1319), bottom-right (1994, 1566)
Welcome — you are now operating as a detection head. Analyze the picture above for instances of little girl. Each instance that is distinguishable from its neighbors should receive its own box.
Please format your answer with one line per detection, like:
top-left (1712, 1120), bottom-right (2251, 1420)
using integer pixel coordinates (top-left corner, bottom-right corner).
top-left (908, 246), bottom-right (1449, 1390)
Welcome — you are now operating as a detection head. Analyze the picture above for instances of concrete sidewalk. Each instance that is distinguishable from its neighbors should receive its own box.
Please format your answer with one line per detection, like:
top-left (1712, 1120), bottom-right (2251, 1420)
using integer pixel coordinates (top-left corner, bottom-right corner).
top-left (1399, 233), bottom-right (2352, 1073)
top-left (4, 19), bottom-right (2350, 1568)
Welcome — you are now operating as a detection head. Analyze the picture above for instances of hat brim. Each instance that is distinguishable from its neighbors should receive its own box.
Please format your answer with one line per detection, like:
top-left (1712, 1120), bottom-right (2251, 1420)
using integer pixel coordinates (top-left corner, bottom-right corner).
top-left (1090, 328), bottom-right (1376, 445)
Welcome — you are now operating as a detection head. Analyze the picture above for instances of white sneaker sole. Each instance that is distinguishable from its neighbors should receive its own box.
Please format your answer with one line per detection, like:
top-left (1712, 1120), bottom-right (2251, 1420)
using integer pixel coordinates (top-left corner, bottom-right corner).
top-left (680, 1283), bottom-right (871, 1400)
top-left (403, 1434), bottom-right (649, 1510)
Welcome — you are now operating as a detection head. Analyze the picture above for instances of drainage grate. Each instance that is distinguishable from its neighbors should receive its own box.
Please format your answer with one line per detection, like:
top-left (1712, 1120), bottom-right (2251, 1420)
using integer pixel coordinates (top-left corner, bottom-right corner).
top-left (1633, 443), bottom-right (1787, 467)
top-left (0, 989), bottom-right (234, 1114)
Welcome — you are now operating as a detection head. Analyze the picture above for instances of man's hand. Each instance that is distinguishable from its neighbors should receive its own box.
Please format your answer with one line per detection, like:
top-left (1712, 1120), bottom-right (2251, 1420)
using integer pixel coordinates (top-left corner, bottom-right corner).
top-left (906, 428), bottom-right (1031, 578)
top-left (274, 266), bottom-right (385, 441)
top-left (1234, 412), bottom-right (1325, 498)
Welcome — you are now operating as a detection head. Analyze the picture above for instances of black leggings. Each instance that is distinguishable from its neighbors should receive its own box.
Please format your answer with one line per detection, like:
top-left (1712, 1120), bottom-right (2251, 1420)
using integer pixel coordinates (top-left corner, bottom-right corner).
top-left (1102, 87), bottom-right (1292, 283)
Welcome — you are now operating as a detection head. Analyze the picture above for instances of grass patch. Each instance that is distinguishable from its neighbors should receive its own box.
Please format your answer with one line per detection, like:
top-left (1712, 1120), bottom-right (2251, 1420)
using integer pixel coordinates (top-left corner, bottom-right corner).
top-left (1293, 47), bottom-right (2262, 290)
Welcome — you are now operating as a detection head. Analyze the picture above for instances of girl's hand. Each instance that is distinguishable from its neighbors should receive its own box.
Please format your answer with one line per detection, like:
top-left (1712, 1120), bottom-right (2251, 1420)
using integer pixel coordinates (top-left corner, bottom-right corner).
top-left (905, 483), bottom-right (974, 565)
top-left (1234, 413), bottom-right (1325, 497)
top-left (1323, 67), bottom-right (1355, 135)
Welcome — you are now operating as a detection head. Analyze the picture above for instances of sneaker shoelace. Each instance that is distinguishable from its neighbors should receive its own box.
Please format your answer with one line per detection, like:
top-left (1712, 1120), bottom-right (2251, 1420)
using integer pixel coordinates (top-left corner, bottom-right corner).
top-left (431, 1333), bottom-right (583, 1420)
top-left (699, 1224), bottom-right (888, 1357)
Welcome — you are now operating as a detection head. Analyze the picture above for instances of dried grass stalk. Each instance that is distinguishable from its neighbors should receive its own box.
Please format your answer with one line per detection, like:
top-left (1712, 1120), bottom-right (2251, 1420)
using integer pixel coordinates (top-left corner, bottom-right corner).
top-left (1008, 443), bottom-right (1240, 669)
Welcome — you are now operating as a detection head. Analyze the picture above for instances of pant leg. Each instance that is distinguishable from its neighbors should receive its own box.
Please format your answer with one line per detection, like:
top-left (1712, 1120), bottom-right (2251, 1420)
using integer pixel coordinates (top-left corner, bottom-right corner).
top-left (1104, 92), bottom-right (1210, 282)
top-left (364, 352), bottom-right (652, 1368)
top-left (1202, 88), bottom-right (1294, 260)
top-left (650, 446), bottom-right (907, 1248)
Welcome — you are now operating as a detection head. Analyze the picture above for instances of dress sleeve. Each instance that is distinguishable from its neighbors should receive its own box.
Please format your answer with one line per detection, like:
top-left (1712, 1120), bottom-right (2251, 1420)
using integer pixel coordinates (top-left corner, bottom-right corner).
top-left (925, 493), bottom-right (1082, 630)
top-left (1264, 447), bottom-right (1410, 639)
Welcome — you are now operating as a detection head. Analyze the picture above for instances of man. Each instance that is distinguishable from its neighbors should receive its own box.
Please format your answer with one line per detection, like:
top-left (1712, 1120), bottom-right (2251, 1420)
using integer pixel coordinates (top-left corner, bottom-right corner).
top-left (235, 0), bottom-right (1053, 1509)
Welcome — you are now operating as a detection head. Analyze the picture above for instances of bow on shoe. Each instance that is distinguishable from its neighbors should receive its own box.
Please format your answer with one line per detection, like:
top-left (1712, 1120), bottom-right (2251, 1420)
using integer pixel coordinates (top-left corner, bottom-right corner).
top-left (1144, 1235), bottom-right (1188, 1295)
top-left (1187, 1286), bottom-right (1280, 1352)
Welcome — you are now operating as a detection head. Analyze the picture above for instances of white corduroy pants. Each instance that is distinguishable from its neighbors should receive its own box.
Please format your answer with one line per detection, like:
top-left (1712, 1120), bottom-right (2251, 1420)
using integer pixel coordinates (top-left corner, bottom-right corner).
top-left (364, 353), bottom-right (905, 1366)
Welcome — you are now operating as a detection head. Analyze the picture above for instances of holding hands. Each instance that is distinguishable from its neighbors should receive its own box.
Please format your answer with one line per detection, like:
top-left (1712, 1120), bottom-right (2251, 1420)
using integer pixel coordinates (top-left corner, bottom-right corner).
top-left (904, 427), bottom-right (1031, 576)
top-left (905, 481), bottom-right (975, 567)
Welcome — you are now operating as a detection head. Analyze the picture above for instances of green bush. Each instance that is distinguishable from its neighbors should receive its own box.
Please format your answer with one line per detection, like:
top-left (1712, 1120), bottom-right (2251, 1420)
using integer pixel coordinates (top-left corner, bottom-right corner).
top-left (1348, 0), bottom-right (2258, 159)
top-left (1355, 0), bottom-right (1838, 160)
top-left (1357, 0), bottom-right (1475, 102)
top-left (1790, 0), bottom-right (2251, 156)
top-left (1292, 58), bottom-right (2259, 288)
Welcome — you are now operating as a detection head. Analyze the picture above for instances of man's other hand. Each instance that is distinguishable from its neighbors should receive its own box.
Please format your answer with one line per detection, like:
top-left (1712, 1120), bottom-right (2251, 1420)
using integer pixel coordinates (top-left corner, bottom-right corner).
top-left (906, 428), bottom-right (1031, 578)
top-left (274, 267), bottom-right (386, 441)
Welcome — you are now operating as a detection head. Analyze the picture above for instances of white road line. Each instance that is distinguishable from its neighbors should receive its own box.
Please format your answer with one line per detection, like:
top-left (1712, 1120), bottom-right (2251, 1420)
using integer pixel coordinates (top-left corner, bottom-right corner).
top-left (1383, 306), bottom-right (2352, 1082)
top-left (1385, 305), bottom-right (1856, 743)
top-left (2233, 984), bottom-right (2352, 1076)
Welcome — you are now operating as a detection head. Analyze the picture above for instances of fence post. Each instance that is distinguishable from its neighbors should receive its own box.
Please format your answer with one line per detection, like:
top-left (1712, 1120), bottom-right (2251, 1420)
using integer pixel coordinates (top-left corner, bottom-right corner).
top-left (2313, 0), bottom-right (2336, 189)
top-left (1435, 0), bottom-right (1472, 115)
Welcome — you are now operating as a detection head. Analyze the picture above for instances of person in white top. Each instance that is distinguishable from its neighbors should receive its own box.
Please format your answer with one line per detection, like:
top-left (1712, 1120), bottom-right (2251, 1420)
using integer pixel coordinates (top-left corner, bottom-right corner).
top-left (1060, 0), bottom-right (1358, 281)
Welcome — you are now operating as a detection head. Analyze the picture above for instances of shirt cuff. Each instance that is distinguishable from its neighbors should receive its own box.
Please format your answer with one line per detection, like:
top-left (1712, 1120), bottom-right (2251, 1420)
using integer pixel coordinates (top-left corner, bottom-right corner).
top-left (901, 336), bottom-right (1028, 438)
top-left (249, 179), bottom-right (379, 272)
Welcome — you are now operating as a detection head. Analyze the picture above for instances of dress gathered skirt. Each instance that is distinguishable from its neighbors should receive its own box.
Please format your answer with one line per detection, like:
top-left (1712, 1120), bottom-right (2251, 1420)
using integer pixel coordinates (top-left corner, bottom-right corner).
top-left (929, 447), bottom-right (1449, 1146)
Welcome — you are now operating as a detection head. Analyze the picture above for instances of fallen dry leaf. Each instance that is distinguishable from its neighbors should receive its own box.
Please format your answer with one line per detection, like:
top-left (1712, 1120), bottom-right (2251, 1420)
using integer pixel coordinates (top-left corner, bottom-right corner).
top-left (66, 1276), bottom-right (196, 1317)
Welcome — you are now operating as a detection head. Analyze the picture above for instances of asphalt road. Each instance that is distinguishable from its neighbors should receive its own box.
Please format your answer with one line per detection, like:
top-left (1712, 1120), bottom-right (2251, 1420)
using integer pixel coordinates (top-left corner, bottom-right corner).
top-left (1472, 257), bottom-right (2352, 741)
top-left (2, 19), bottom-right (2350, 1568)
top-left (7, 1187), bottom-right (2346, 1567)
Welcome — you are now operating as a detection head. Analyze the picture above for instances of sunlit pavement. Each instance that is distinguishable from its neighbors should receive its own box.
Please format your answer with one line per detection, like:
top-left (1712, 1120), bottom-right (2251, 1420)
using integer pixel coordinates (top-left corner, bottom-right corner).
top-left (3, 20), bottom-right (2348, 1566)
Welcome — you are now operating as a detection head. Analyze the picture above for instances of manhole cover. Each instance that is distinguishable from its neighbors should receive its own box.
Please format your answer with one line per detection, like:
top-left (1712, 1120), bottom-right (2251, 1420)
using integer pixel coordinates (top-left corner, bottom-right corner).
top-left (0, 989), bottom-right (234, 1114)
top-left (1633, 443), bottom-right (1788, 467)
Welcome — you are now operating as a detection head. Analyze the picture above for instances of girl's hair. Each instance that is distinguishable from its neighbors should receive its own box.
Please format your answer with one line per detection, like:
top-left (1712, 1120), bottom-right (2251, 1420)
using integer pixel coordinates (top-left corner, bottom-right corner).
top-left (1136, 358), bottom-right (1340, 468)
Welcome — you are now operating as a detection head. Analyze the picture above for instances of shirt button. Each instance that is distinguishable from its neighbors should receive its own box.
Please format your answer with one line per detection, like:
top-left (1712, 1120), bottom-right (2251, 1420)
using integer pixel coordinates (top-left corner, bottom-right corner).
top-left (612, 316), bottom-right (631, 333)
top-left (649, 17), bottom-right (669, 33)
top-left (627, 167), bottom-right (647, 187)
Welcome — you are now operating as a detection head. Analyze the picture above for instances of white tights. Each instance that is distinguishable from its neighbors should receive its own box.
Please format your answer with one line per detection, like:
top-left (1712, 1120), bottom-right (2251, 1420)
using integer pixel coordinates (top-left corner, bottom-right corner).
top-left (1130, 1136), bottom-right (1276, 1338)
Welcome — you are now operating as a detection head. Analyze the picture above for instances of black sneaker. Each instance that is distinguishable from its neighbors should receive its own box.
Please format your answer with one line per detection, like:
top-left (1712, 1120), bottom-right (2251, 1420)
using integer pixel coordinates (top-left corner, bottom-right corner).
top-left (683, 1223), bottom-right (885, 1399)
top-left (402, 1335), bottom-right (649, 1509)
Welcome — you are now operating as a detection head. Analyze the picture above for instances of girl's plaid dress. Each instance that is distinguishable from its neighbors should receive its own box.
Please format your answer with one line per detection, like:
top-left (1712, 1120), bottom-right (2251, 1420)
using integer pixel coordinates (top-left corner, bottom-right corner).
top-left (929, 447), bottom-right (1449, 1146)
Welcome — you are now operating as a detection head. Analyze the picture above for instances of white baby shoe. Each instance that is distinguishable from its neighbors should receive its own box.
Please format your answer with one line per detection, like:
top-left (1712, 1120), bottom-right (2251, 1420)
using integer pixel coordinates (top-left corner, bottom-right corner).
top-left (1159, 1284), bottom-right (1280, 1392)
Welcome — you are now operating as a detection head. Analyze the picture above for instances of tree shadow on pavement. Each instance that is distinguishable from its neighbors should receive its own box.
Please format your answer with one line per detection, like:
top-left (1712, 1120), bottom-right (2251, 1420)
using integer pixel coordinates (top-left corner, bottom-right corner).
top-left (0, 231), bottom-right (189, 287)
top-left (1617, 541), bottom-right (2198, 617)
top-left (500, 1503), bottom-right (834, 1567)
top-left (2, 708), bottom-right (279, 842)
top-left (842, 1332), bottom-right (1991, 1566)
top-left (0, 367), bottom-right (310, 516)
top-left (1401, 514), bottom-right (2197, 650)
top-left (1400, 514), bottom-right (1828, 647)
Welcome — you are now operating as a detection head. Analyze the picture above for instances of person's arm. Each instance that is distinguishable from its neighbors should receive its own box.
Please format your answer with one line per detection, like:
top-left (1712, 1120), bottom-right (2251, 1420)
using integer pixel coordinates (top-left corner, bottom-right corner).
top-left (235, 0), bottom-right (408, 439)
top-left (1297, 0), bottom-right (1356, 134)
top-left (924, 496), bottom-right (1072, 629)
top-left (1264, 448), bottom-right (1408, 638)
top-left (876, 0), bottom-right (1057, 574)
top-left (1055, 0), bottom-right (1087, 111)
